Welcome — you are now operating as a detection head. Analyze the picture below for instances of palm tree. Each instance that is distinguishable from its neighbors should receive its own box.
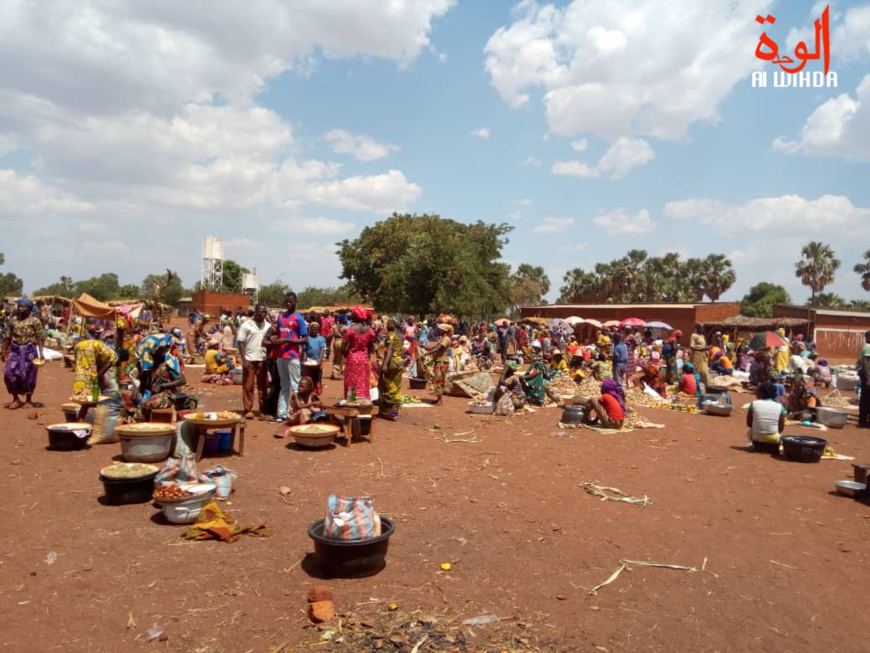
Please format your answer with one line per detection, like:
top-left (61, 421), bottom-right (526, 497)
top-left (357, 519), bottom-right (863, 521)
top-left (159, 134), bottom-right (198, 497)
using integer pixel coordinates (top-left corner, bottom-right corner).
top-left (854, 249), bottom-right (870, 292)
top-left (795, 241), bottom-right (840, 304)
top-left (682, 258), bottom-right (707, 303)
top-left (558, 268), bottom-right (599, 303)
top-left (702, 254), bottom-right (736, 302)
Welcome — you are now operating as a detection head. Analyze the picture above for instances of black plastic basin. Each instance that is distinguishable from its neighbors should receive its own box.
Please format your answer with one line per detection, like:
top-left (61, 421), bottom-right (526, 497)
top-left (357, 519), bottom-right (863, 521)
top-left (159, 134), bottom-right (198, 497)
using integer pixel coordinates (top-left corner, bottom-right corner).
top-left (308, 517), bottom-right (394, 578)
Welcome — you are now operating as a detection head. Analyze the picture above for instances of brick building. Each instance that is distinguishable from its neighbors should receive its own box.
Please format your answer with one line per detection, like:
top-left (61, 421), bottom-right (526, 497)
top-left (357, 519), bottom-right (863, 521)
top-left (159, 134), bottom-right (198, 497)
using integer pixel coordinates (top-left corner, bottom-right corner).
top-left (519, 302), bottom-right (741, 345)
top-left (192, 290), bottom-right (251, 317)
top-left (772, 305), bottom-right (870, 359)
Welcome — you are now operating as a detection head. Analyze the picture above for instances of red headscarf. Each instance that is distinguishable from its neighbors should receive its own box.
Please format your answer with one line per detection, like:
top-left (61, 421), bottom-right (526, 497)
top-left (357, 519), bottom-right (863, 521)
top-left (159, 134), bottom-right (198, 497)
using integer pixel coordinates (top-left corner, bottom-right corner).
top-left (351, 305), bottom-right (370, 321)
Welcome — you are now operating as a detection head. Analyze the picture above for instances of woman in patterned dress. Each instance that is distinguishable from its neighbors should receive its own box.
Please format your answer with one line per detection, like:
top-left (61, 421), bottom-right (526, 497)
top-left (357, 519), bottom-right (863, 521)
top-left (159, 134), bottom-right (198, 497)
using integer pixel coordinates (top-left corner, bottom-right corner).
top-left (3, 298), bottom-right (43, 409)
top-left (422, 323), bottom-right (452, 405)
top-left (378, 318), bottom-right (406, 420)
top-left (342, 306), bottom-right (375, 400)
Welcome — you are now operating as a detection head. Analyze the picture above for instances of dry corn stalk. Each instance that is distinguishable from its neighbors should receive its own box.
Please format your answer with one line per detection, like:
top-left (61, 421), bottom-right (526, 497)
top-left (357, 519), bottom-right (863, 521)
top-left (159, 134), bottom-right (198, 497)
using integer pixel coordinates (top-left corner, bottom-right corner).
top-left (581, 482), bottom-right (651, 507)
top-left (588, 557), bottom-right (714, 595)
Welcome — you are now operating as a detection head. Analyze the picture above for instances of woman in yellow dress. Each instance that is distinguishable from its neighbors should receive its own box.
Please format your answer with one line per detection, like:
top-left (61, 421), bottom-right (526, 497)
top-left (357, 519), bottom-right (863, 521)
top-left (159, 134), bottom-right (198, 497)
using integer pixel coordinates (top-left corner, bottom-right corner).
top-left (72, 333), bottom-right (118, 398)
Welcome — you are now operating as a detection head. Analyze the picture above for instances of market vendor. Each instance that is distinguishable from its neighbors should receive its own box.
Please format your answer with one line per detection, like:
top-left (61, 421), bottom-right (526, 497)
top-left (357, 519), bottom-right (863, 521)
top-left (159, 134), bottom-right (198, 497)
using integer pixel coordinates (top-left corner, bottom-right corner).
top-left (710, 351), bottom-right (733, 376)
top-left (521, 341), bottom-right (556, 406)
top-left (72, 334), bottom-right (118, 399)
top-left (202, 335), bottom-right (234, 384)
top-left (784, 376), bottom-right (821, 418)
top-left (494, 361), bottom-right (525, 410)
top-left (125, 334), bottom-right (188, 421)
top-left (636, 362), bottom-right (667, 398)
top-left (746, 381), bottom-right (786, 445)
top-left (678, 362), bottom-right (702, 399)
top-left (549, 348), bottom-right (569, 374)
top-left (575, 380), bottom-right (626, 429)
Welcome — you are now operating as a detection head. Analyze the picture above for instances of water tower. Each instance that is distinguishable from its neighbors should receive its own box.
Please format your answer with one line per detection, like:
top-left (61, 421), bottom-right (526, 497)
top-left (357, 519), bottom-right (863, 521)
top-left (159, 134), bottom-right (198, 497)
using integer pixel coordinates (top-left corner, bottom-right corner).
top-left (201, 236), bottom-right (224, 291)
top-left (242, 268), bottom-right (260, 304)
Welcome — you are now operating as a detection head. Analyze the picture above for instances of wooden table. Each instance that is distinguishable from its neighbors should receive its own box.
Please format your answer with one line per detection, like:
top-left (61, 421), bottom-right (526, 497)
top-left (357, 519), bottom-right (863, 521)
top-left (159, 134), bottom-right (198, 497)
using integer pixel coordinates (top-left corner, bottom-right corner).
top-left (324, 404), bottom-right (376, 447)
top-left (189, 419), bottom-right (247, 462)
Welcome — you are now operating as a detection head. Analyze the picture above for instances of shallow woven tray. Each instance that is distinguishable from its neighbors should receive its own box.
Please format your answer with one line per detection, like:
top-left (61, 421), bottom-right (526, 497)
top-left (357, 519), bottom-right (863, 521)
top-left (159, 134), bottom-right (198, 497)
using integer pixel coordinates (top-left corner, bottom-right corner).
top-left (115, 422), bottom-right (177, 437)
top-left (183, 414), bottom-right (241, 427)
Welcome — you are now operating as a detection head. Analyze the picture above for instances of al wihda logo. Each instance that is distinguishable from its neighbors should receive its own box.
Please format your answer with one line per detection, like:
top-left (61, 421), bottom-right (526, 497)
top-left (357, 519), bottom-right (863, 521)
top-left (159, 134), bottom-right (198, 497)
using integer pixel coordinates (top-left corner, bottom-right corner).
top-left (752, 4), bottom-right (838, 88)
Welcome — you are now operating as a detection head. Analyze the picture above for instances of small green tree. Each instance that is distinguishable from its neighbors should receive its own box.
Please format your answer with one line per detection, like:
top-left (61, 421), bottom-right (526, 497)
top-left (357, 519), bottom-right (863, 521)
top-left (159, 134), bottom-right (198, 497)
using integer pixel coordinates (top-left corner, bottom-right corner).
top-left (740, 282), bottom-right (792, 317)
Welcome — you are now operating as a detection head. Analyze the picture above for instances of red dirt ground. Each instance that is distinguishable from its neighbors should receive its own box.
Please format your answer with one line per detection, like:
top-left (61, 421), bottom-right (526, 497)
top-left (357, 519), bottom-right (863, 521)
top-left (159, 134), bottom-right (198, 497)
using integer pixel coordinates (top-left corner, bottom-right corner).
top-left (2, 351), bottom-right (869, 652)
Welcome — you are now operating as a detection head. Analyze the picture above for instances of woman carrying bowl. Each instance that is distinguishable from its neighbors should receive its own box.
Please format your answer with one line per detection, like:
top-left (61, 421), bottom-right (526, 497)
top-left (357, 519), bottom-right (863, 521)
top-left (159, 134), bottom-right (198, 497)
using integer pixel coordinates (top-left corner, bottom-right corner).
top-left (3, 298), bottom-right (43, 410)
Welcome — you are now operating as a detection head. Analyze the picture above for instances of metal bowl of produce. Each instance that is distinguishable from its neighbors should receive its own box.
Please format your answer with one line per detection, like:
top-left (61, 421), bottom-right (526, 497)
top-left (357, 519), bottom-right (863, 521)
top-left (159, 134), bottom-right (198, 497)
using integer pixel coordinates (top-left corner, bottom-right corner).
top-left (701, 401), bottom-right (733, 417)
top-left (815, 407), bottom-right (849, 429)
top-left (467, 401), bottom-right (494, 415)
top-left (834, 480), bottom-right (867, 498)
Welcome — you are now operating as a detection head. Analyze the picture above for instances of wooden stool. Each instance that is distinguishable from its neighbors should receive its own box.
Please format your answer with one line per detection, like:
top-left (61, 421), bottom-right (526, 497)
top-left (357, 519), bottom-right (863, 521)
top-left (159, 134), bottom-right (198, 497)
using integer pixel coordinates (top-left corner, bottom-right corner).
top-left (325, 405), bottom-right (376, 447)
top-left (150, 407), bottom-right (177, 424)
top-left (193, 420), bottom-right (246, 462)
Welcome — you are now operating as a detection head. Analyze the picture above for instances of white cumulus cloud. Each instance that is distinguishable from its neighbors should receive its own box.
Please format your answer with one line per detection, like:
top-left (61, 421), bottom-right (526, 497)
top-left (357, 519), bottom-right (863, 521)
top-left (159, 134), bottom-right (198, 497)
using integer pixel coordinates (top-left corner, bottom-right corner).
top-left (553, 137), bottom-right (655, 179)
top-left (664, 194), bottom-right (870, 234)
top-left (484, 0), bottom-right (773, 142)
top-left (533, 216), bottom-right (574, 233)
top-left (772, 75), bottom-right (870, 162)
top-left (325, 129), bottom-right (398, 161)
top-left (592, 208), bottom-right (654, 234)
top-left (470, 127), bottom-right (491, 139)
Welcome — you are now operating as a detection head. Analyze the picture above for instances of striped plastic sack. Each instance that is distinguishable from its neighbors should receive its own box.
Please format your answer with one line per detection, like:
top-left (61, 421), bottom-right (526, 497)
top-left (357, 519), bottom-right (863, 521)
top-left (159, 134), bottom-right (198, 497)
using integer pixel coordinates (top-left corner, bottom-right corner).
top-left (198, 465), bottom-right (237, 499)
top-left (323, 495), bottom-right (381, 540)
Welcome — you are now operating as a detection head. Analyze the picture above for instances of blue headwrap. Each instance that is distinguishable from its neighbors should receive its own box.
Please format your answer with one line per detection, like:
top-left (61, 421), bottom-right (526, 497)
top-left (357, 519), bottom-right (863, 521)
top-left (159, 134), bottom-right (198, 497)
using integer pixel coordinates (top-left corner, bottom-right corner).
top-left (16, 297), bottom-right (34, 309)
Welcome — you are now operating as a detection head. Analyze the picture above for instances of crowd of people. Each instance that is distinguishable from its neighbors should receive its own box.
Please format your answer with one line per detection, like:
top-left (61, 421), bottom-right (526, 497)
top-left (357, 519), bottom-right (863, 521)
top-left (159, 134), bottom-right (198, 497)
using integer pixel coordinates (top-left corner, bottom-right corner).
top-left (4, 294), bottom-right (869, 440)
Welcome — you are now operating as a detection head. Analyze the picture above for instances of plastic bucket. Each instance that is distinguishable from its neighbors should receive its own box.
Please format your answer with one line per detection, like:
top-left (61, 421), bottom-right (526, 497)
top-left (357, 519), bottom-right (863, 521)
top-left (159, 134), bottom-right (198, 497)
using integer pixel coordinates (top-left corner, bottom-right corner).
top-left (202, 436), bottom-right (220, 457)
top-left (231, 369), bottom-right (243, 385)
top-left (215, 429), bottom-right (232, 452)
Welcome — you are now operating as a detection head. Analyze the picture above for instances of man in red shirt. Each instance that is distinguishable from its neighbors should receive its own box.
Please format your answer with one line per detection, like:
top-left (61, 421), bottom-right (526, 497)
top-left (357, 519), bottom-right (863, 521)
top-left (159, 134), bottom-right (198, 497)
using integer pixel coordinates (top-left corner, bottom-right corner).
top-left (269, 292), bottom-right (308, 423)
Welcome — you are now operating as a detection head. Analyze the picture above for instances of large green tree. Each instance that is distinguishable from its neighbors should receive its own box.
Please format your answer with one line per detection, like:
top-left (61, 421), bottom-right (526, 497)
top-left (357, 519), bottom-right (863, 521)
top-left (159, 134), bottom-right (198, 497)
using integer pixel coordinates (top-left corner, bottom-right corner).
top-left (257, 279), bottom-right (291, 308)
top-left (337, 213), bottom-right (513, 318)
top-left (0, 252), bottom-right (23, 297)
top-left (740, 282), bottom-right (792, 317)
top-left (141, 271), bottom-right (184, 306)
top-left (297, 285), bottom-right (362, 310)
top-left (33, 275), bottom-right (76, 298)
top-left (795, 241), bottom-right (840, 304)
top-left (511, 264), bottom-right (551, 308)
top-left (74, 273), bottom-right (122, 301)
top-left (221, 260), bottom-right (250, 294)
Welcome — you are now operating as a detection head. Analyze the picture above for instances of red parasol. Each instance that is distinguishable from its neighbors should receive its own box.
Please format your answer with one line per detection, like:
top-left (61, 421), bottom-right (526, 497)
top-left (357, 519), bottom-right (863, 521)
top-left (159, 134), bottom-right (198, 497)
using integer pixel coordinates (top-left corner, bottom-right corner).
top-left (620, 317), bottom-right (646, 327)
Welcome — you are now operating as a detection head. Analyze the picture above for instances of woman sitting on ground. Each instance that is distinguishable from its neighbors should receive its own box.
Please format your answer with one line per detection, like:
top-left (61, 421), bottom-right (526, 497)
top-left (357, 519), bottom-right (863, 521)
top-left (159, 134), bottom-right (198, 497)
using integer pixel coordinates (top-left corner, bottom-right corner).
top-left (746, 381), bottom-right (786, 446)
top-left (494, 362), bottom-right (525, 410)
top-left (202, 336), bottom-right (234, 384)
top-left (678, 362), bottom-right (702, 398)
top-left (636, 362), bottom-right (667, 398)
top-left (784, 375), bottom-right (821, 419)
top-left (576, 379), bottom-right (626, 429)
top-left (710, 350), bottom-right (734, 376)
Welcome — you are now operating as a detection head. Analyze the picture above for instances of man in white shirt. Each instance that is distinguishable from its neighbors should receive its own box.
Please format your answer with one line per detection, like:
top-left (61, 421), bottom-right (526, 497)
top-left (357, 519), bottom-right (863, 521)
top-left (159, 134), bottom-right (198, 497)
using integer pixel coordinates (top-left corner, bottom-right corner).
top-left (237, 303), bottom-right (270, 419)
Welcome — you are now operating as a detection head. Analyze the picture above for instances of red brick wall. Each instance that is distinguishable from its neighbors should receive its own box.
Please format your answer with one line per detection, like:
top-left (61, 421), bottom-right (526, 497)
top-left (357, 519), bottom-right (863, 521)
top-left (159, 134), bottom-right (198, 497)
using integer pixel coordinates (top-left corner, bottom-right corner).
top-left (192, 290), bottom-right (251, 317)
top-left (695, 302), bottom-right (742, 323)
top-left (814, 314), bottom-right (870, 359)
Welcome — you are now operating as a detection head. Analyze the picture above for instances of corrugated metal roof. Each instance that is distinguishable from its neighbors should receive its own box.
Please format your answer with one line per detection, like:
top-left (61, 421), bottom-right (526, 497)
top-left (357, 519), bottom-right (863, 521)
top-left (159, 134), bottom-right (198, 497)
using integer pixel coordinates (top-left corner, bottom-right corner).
top-left (778, 305), bottom-right (870, 319)
top-left (520, 303), bottom-right (717, 310)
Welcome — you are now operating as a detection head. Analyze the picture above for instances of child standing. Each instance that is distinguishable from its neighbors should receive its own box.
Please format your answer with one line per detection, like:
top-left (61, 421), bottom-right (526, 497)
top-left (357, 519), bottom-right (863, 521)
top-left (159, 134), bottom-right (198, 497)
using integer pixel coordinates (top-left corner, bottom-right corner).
top-left (303, 322), bottom-right (327, 395)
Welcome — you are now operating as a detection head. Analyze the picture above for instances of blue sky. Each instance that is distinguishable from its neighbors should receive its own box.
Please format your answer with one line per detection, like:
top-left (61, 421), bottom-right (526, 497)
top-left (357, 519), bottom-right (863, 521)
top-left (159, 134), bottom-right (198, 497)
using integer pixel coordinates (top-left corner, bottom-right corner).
top-left (1, 0), bottom-right (868, 304)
